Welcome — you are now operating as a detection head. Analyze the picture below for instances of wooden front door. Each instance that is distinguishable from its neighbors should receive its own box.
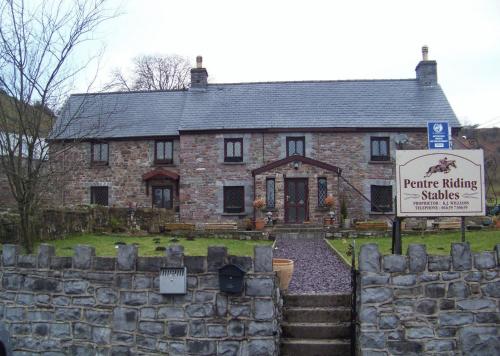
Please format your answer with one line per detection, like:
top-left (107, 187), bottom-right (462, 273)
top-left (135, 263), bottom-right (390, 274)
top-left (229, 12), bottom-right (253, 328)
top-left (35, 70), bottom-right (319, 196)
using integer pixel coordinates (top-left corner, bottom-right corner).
top-left (285, 178), bottom-right (308, 223)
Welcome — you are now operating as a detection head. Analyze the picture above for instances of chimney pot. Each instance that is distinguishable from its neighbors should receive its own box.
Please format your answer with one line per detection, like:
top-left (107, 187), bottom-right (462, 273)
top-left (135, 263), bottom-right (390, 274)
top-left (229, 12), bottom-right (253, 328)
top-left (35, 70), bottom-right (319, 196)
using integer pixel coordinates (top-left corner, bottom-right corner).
top-left (422, 46), bottom-right (429, 61)
top-left (191, 55), bottom-right (208, 90)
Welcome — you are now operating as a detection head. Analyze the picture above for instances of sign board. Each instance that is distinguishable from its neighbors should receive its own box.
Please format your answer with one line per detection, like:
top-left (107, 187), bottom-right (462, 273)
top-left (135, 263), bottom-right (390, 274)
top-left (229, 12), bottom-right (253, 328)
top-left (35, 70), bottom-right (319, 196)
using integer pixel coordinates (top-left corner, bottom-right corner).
top-left (396, 150), bottom-right (485, 217)
top-left (427, 121), bottom-right (451, 149)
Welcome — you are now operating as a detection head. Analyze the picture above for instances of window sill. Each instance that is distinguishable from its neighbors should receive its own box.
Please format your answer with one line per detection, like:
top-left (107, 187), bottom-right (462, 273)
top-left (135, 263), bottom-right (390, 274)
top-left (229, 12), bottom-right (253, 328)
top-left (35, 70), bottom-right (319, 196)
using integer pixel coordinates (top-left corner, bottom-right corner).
top-left (221, 212), bottom-right (248, 216)
top-left (370, 211), bottom-right (394, 215)
top-left (153, 163), bottom-right (176, 167)
top-left (222, 161), bottom-right (245, 165)
top-left (91, 163), bottom-right (109, 168)
top-left (369, 160), bottom-right (392, 165)
top-left (315, 207), bottom-right (331, 212)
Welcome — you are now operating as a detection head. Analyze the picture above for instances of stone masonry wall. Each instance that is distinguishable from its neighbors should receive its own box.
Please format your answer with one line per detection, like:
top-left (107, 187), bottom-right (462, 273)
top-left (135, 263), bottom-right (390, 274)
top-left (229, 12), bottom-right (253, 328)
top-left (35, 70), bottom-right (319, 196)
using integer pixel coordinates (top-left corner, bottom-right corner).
top-left (49, 139), bottom-right (180, 209)
top-left (180, 131), bottom-right (427, 223)
top-left (0, 244), bottom-right (280, 355)
top-left (357, 242), bottom-right (500, 355)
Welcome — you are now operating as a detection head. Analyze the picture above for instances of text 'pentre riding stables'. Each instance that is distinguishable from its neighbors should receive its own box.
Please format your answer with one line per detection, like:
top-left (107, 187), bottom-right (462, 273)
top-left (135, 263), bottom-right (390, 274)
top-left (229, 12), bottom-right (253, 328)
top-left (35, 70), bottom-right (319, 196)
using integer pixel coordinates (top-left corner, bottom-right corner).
top-left (396, 150), bottom-right (485, 217)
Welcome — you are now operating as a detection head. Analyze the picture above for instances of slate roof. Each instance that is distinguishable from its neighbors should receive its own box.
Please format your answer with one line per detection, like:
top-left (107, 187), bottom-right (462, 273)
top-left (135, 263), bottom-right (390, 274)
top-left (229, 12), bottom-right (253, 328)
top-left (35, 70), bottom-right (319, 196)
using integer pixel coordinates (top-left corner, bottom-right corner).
top-left (54, 90), bottom-right (186, 139)
top-left (55, 79), bottom-right (459, 139)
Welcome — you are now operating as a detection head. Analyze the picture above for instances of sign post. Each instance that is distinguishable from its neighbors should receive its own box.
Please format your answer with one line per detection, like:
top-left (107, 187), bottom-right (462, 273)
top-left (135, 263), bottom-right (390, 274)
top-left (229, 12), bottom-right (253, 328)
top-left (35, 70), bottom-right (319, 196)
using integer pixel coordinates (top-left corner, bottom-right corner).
top-left (427, 121), bottom-right (451, 149)
top-left (396, 149), bottom-right (484, 249)
top-left (396, 150), bottom-right (485, 217)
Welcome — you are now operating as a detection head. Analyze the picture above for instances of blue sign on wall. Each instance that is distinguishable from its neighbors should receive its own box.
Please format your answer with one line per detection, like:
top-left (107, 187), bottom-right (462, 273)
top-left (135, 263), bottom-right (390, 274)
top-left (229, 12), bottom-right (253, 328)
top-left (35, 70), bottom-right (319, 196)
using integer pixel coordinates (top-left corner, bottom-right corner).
top-left (427, 121), bottom-right (451, 149)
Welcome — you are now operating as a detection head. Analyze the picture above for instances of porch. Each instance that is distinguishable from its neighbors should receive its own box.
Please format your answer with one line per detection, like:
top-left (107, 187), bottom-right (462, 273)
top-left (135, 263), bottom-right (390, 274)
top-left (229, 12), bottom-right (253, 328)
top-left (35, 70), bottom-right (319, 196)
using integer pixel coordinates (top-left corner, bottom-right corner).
top-left (252, 155), bottom-right (342, 225)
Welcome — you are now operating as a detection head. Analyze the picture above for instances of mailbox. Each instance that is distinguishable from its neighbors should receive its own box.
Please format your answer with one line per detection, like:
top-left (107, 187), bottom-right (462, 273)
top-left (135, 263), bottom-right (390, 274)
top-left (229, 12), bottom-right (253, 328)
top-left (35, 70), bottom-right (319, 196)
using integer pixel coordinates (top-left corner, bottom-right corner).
top-left (160, 267), bottom-right (187, 295)
top-left (219, 264), bottom-right (245, 294)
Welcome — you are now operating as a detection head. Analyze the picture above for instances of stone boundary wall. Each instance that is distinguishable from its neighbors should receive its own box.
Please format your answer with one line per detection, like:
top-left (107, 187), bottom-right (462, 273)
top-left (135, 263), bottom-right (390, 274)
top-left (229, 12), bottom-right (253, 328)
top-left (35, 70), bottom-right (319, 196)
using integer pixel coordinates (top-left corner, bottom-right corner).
top-left (357, 242), bottom-right (500, 355)
top-left (0, 244), bottom-right (280, 355)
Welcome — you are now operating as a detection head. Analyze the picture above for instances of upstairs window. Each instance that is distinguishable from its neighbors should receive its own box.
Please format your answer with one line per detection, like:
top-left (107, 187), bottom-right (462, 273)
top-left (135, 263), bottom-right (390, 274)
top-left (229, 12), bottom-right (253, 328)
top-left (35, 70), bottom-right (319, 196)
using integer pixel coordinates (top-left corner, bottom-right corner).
top-left (224, 138), bottom-right (243, 162)
top-left (155, 140), bottom-right (173, 164)
top-left (223, 186), bottom-right (245, 213)
top-left (371, 137), bottom-right (390, 161)
top-left (91, 142), bottom-right (108, 165)
top-left (90, 186), bottom-right (109, 206)
top-left (153, 186), bottom-right (173, 209)
top-left (371, 185), bottom-right (392, 212)
top-left (266, 178), bottom-right (275, 209)
top-left (287, 136), bottom-right (305, 157)
top-left (318, 178), bottom-right (328, 207)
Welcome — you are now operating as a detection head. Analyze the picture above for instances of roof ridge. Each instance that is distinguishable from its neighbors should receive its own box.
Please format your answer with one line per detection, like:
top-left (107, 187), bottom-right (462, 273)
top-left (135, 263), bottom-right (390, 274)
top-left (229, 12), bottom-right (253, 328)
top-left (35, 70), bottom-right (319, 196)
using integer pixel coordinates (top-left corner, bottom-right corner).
top-left (207, 78), bottom-right (417, 86)
top-left (70, 88), bottom-right (188, 96)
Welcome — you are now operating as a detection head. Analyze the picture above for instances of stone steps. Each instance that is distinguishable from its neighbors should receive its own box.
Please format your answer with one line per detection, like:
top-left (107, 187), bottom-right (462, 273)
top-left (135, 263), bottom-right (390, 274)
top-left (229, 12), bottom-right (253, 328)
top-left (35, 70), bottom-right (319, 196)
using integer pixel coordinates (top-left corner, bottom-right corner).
top-left (284, 306), bottom-right (351, 323)
top-left (281, 338), bottom-right (351, 356)
top-left (282, 322), bottom-right (352, 339)
top-left (280, 294), bottom-right (352, 355)
top-left (284, 294), bottom-right (351, 308)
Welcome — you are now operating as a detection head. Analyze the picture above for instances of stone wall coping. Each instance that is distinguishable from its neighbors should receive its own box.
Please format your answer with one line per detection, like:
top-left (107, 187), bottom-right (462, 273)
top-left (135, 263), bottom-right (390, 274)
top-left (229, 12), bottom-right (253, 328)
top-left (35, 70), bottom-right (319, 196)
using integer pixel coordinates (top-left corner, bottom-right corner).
top-left (1, 243), bottom-right (274, 274)
top-left (359, 242), bottom-right (500, 273)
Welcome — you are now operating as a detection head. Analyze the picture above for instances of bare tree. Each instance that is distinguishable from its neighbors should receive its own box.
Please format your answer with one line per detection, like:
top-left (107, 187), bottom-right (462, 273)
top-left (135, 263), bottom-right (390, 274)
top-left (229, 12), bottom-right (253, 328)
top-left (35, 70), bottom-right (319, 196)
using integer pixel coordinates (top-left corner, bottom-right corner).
top-left (0, 0), bottom-right (117, 252)
top-left (106, 54), bottom-right (191, 91)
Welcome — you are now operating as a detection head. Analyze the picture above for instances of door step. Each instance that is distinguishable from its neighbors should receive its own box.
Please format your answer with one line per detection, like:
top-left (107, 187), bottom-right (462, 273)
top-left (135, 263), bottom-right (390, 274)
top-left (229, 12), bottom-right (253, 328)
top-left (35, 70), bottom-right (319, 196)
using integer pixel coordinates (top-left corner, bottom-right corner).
top-left (281, 338), bottom-right (351, 356)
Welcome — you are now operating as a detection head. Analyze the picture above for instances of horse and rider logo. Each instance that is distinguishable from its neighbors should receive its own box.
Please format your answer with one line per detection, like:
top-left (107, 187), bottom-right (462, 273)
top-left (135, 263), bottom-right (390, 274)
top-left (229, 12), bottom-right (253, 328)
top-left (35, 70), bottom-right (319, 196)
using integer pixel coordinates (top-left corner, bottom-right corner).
top-left (424, 157), bottom-right (457, 177)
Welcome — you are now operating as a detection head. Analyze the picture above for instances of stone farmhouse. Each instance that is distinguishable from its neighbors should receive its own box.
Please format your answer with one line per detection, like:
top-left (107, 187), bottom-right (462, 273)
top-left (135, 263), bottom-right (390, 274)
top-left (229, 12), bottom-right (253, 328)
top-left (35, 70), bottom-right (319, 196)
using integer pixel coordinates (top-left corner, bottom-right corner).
top-left (51, 47), bottom-right (460, 225)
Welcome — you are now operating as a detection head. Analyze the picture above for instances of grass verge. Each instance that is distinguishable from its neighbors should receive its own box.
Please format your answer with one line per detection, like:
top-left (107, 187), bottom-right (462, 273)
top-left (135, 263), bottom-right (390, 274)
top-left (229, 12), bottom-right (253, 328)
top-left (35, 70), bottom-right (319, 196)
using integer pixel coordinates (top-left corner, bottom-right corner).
top-left (32, 234), bottom-right (273, 257)
top-left (329, 229), bottom-right (500, 266)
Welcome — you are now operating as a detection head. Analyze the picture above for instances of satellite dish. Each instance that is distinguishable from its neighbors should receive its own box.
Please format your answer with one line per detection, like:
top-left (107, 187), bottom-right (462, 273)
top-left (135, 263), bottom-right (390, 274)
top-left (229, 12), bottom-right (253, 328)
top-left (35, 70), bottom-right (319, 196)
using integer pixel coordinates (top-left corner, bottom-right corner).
top-left (394, 134), bottom-right (409, 145)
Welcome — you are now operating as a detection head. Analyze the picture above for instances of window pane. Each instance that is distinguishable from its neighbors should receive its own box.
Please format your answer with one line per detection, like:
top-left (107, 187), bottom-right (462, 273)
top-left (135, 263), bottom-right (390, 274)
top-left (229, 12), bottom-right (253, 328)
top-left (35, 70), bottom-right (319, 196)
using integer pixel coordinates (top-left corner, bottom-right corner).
top-left (227, 142), bottom-right (234, 157)
top-left (164, 188), bottom-right (171, 207)
top-left (288, 140), bottom-right (295, 155)
top-left (234, 141), bottom-right (241, 157)
top-left (266, 179), bottom-right (275, 208)
top-left (165, 141), bottom-right (173, 160)
top-left (91, 186), bottom-right (108, 206)
top-left (296, 139), bottom-right (304, 155)
top-left (156, 142), bottom-right (164, 160)
top-left (371, 185), bottom-right (392, 212)
top-left (102, 144), bottom-right (108, 161)
top-left (318, 178), bottom-right (327, 207)
top-left (93, 145), bottom-right (100, 161)
top-left (224, 186), bottom-right (244, 213)
top-left (380, 140), bottom-right (387, 156)
top-left (372, 140), bottom-right (379, 156)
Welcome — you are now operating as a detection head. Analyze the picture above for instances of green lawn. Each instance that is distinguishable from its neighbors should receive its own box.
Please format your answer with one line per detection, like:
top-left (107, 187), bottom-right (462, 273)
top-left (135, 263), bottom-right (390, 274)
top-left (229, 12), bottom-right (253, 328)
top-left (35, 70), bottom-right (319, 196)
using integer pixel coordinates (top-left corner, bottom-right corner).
top-left (33, 234), bottom-right (273, 257)
top-left (328, 230), bottom-right (500, 266)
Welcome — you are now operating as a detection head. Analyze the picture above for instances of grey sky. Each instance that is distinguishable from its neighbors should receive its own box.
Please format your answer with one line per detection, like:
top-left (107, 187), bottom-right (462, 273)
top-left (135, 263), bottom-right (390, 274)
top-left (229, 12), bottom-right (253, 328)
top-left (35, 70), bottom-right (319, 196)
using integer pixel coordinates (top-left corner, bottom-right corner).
top-left (77, 0), bottom-right (500, 127)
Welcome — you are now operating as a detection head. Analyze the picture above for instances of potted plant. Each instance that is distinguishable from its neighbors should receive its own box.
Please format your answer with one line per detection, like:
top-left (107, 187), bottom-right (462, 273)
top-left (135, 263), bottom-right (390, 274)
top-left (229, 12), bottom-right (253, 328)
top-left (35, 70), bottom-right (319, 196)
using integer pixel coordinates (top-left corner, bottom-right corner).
top-left (272, 258), bottom-right (294, 291)
top-left (253, 198), bottom-right (266, 230)
top-left (323, 195), bottom-right (336, 225)
top-left (340, 198), bottom-right (350, 228)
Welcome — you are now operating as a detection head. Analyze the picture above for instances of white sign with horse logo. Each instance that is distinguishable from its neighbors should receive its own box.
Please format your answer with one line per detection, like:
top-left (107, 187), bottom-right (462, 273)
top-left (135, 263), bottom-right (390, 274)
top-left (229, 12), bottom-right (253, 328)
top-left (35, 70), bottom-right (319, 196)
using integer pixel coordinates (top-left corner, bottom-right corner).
top-left (396, 150), bottom-right (485, 217)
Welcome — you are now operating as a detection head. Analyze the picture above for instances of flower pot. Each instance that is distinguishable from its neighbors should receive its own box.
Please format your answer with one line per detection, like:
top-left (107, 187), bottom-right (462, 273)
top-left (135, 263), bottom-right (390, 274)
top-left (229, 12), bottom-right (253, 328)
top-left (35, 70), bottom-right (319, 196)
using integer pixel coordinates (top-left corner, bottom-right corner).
top-left (272, 258), bottom-right (294, 290)
top-left (254, 218), bottom-right (265, 230)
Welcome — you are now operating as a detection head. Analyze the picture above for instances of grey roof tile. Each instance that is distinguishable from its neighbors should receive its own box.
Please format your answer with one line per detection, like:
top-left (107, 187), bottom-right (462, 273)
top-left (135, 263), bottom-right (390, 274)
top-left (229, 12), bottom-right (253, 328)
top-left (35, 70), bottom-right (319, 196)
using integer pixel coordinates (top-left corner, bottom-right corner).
top-left (55, 79), bottom-right (459, 139)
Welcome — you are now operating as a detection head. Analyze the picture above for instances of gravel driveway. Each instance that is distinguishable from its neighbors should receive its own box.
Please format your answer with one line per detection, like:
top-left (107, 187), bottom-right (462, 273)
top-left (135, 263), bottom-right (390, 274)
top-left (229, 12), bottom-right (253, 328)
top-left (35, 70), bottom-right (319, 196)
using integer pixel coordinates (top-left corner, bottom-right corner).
top-left (273, 237), bottom-right (351, 294)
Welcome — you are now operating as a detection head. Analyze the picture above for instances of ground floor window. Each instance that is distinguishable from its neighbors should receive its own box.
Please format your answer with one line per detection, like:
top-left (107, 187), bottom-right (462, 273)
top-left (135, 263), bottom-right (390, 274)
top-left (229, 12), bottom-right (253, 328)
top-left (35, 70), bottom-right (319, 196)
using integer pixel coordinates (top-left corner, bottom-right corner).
top-left (371, 185), bottom-right (392, 212)
top-left (153, 186), bottom-right (173, 209)
top-left (224, 186), bottom-right (245, 213)
top-left (90, 186), bottom-right (109, 206)
top-left (317, 177), bottom-right (327, 207)
top-left (266, 178), bottom-right (275, 209)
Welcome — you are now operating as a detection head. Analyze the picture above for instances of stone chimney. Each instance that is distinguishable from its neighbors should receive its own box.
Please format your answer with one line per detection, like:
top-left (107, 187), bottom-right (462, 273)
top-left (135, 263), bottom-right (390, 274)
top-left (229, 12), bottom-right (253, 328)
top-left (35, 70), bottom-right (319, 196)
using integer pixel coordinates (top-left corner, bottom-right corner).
top-left (190, 55), bottom-right (208, 90)
top-left (415, 46), bottom-right (437, 85)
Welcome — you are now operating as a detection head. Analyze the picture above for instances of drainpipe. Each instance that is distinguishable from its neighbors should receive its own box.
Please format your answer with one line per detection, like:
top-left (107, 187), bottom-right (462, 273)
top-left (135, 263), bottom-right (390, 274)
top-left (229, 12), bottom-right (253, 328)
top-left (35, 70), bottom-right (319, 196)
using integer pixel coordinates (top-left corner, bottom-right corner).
top-left (253, 174), bottom-right (256, 223)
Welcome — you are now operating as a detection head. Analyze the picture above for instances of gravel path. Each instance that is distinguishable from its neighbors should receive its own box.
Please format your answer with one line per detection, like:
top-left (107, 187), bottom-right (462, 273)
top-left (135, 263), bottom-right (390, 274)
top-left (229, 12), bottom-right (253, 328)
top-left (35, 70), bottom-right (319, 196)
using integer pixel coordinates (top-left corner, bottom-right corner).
top-left (273, 238), bottom-right (351, 294)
